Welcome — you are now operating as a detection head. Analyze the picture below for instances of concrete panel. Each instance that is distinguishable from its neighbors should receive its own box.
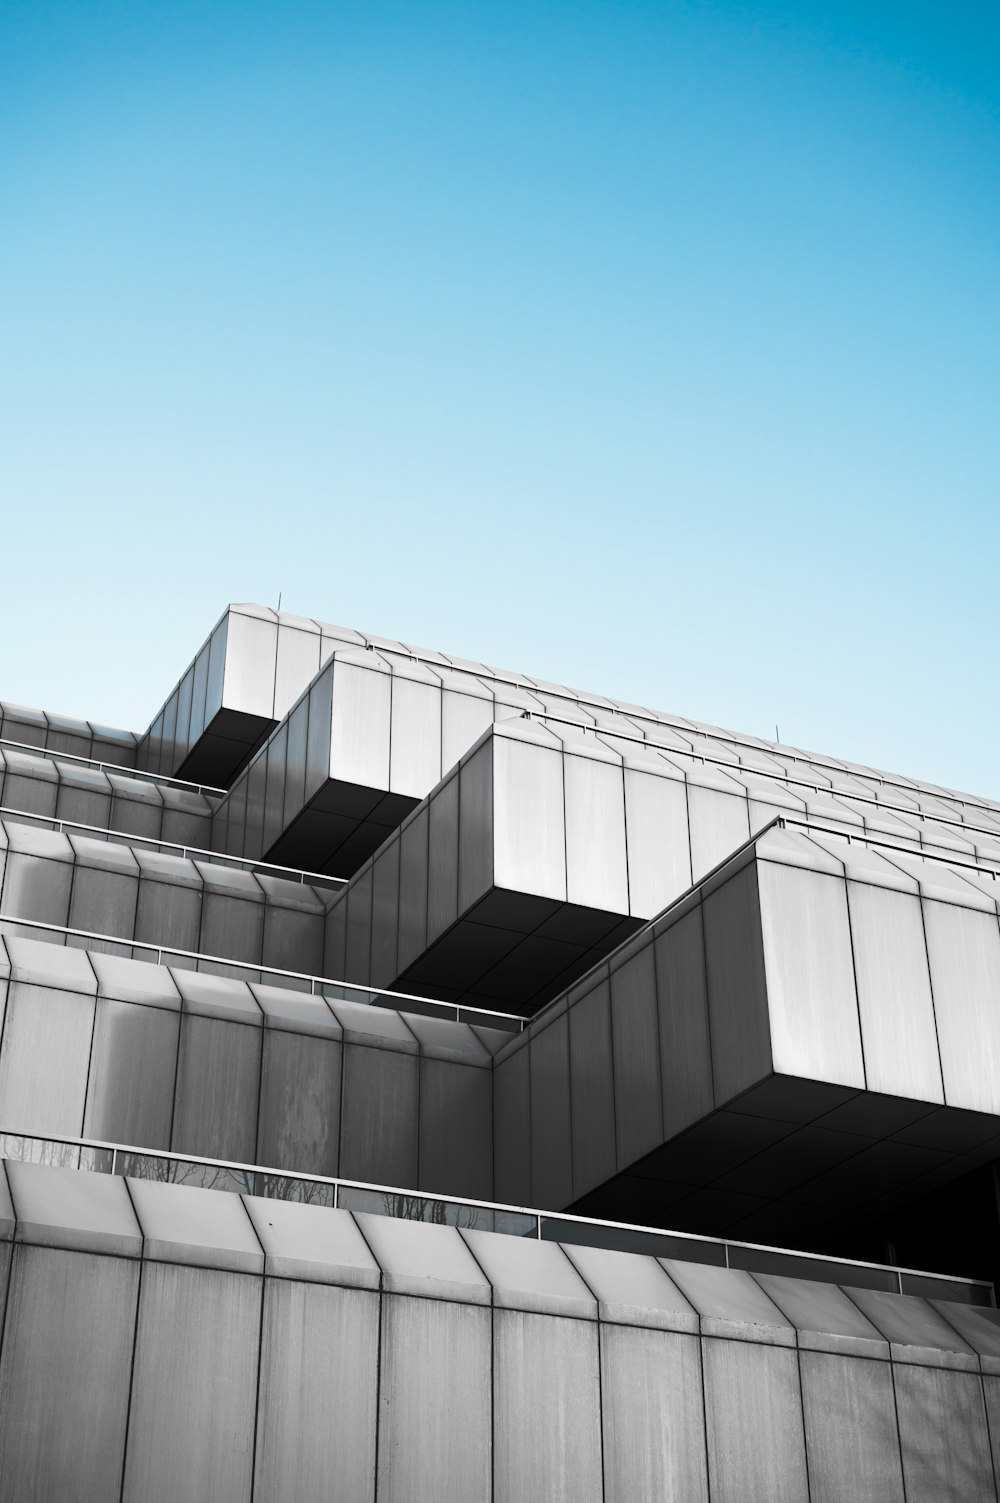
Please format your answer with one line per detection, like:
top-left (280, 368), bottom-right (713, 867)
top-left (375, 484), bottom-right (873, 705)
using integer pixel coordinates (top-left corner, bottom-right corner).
top-left (493, 1040), bottom-right (532, 1205)
top-left (610, 943), bottom-right (662, 1168)
top-left (923, 899), bottom-right (1000, 1114)
top-left (530, 1013), bottom-right (573, 1211)
top-left (171, 1013), bottom-right (261, 1163)
top-left (458, 738), bottom-right (493, 913)
top-left (122, 1261), bottom-right (261, 1503)
top-left (419, 1056), bottom-right (492, 1200)
top-left (370, 836), bottom-right (400, 987)
top-left (600, 1323), bottom-right (709, 1503)
top-left (257, 1027), bottom-right (342, 1177)
top-left (0, 982), bottom-right (94, 1136)
top-left (799, 1350), bottom-right (904, 1503)
top-left (564, 753), bottom-right (628, 912)
top-left (703, 864), bottom-right (772, 1105)
top-left (427, 773), bottom-right (459, 943)
top-left (340, 1043), bottom-right (418, 1187)
top-left (688, 784), bottom-right (750, 884)
top-left (493, 736), bottom-right (566, 902)
top-left (134, 873), bottom-right (203, 952)
top-left (377, 1294), bottom-right (491, 1503)
top-left (84, 997), bottom-right (178, 1149)
top-left (254, 1278), bottom-right (378, 1503)
top-left (624, 766), bottom-right (691, 917)
top-left (893, 1363), bottom-right (996, 1503)
top-left (243, 1200), bottom-right (380, 1286)
top-left (389, 675), bottom-right (442, 796)
top-left (331, 657), bottom-right (391, 791)
top-left (494, 1308), bottom-right (603, 1503)
top-left (0, 1245), bottom-right (139, 1503)
top-left (396, 806), bottom-right (429, 974)
top-left (847, 883), bottom-right (944, 1103)
top-left (702, 1337), bottom-right (809, 1503)
top-left (654, 903), bottom-right (715, 1138)
top-left (757, 862), bottom-right (865, 1089)
top-left (568, 978), bottom-right (617, 1197)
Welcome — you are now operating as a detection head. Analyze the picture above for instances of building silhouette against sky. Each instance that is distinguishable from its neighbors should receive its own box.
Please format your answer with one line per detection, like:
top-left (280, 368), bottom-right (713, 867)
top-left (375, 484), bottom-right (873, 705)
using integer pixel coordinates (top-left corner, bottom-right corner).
top-left (1, 602), bottom-right (1000, 1498)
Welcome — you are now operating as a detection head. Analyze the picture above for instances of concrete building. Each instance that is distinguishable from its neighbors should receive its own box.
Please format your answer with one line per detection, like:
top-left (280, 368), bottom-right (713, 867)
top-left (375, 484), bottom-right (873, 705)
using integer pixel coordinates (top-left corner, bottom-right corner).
top-left (1, 602), bottom-right (1000, 1499)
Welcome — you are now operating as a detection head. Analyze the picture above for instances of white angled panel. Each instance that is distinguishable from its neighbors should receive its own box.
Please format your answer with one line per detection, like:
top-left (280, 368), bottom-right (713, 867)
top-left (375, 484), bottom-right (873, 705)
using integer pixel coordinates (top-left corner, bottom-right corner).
top-left (493, 737), bottom-right (566, 902)
top-left (330, 659), bottom-right (392, 792)
top-left (758, 861), bottom-right (865, 1088)
top-left (390, 677), bottom-right (443, 797)
top-left (564, 752), bottom-right (628, 913)
top-left (273, 626), bottom-right (321, 721)
top-left (221, 610), bottom-right (279, 720)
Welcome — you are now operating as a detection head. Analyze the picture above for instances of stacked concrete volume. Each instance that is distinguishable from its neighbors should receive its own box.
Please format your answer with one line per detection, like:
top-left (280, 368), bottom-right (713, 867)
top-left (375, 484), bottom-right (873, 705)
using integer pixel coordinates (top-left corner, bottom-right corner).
top-left (2, 602), bottom-right (1000, 1499)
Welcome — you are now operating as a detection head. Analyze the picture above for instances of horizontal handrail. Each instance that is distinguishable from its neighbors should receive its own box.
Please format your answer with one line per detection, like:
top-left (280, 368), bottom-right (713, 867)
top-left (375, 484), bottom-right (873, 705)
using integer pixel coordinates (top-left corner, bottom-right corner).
top-left (778, 816), bottom-right (1000, 883)
top-left (0, 736), bottom-right (226, 798)
top-left (0, 1127), bottom-right (989, 1303)
top-left (0, 804), bottom-right (346, 890)
top-left (0, 913), bottom-right (525, 1031)
top-left (349, 640), bottom-right (999, 817)
top-left (527, 712), bottom-right (1000, 845)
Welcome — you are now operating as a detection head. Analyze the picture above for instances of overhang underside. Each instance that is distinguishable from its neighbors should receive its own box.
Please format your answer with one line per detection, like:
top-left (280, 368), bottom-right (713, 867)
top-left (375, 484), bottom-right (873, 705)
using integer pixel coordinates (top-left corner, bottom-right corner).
top-left (571, 1077), bottom-right (1000, 1252)
top-left (390, 888), bottom-right (642, 1015)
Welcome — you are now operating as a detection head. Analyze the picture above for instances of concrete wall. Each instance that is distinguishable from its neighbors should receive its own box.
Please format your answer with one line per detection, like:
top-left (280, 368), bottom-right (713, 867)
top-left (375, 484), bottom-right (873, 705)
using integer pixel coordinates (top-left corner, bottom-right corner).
top-left (0, 938), bottom-right (500, 1199)
top-left (0, 746), bottom-right (216, 847)
top-left (0, 818), bottom-right (331, 972)
top-left (0, 702), bottom-right (137, 767)
top-left (1, 1161), bottom-right (1000, 1503)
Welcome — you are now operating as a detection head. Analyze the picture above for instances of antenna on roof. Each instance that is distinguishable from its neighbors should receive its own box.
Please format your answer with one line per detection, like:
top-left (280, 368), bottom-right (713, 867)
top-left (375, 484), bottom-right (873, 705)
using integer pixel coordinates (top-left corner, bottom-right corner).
top-left (775, 724), bottom-right (780, 742)
top-left (277, 592), bottom-right (282, 611)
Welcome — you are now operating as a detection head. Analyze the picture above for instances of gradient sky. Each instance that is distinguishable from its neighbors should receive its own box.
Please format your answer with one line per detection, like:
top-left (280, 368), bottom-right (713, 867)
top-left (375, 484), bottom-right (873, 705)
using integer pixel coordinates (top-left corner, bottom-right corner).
top-left (1, 1), bottom-right (997, 795)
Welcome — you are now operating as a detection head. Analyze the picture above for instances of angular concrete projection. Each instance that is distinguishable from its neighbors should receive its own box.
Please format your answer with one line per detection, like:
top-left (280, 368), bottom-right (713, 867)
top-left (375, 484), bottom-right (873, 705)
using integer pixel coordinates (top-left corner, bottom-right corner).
top-left (141, 601), bottom-right (1000, 831)
top-left (494, 824), bottom-right (1000, 1247)
top-left (321, 717), bottom-right (731, 1013)
top-left (212, 651), bottom-right (428, 879)
top-left (209, 636), bottom-right (1000, 897)
top-left (209, 645), bottom-right (550, 878)
top-left (137, 606), bottom-right (368, 787)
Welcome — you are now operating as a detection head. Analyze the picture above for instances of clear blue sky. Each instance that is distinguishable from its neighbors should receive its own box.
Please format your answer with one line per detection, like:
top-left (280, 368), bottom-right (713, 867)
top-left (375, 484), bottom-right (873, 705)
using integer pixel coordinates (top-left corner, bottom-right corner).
top-left (2, 1), bottom-right (997, 795)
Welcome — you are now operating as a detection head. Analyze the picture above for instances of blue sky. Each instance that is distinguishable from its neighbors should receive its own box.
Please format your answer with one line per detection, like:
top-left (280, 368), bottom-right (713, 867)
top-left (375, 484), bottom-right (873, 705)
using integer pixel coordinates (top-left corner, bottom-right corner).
top-left (2, 1), bottom-right (997, 794)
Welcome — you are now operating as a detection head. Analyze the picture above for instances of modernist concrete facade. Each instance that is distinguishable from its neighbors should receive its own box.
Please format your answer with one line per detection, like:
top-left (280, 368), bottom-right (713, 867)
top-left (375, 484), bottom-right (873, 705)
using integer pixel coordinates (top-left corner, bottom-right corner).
top-left (1, 602), bottom-right (1000, 1499)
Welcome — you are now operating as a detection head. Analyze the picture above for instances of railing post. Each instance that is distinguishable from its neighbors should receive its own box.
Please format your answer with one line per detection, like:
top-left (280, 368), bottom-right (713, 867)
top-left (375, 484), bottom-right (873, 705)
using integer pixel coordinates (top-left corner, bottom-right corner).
top-left (111, 1148), bottom-right (117, 1177)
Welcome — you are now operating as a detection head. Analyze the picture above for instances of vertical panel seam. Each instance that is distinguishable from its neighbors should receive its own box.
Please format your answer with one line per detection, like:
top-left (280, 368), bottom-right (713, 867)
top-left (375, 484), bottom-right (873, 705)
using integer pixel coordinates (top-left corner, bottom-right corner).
top-left (117, 1176), bottom-right (146, 1503)
top-left (794, 1338), bottom-right (815, 1503)
top-left (918, 894), bottom-right (949, 1106)
top-left (248, 1269), bottom-right (268, 1503)
top-left (841, 874), bottom-right (870, 1092)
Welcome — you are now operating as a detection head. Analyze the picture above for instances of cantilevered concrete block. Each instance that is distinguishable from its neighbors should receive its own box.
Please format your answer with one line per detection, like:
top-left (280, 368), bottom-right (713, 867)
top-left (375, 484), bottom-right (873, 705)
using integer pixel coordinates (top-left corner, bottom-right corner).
top-left (493, 824), bottom-right (1000, 1249)
top-left (137, 605), bottom-right (367, 786)
top-left (318, 717), bottom-right (734, 1013)
top-left (209, 645), bottom-right (550, 877)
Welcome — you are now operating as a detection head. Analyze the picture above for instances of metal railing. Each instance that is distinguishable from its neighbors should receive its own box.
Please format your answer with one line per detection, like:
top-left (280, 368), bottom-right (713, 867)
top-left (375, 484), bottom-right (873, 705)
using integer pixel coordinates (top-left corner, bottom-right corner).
top-left (0, 804), bottom-right (346, 891)
top-left (0, 914), bottom-right (525, 1032)
top-left (0, 736), bottom-right (226, 798)
top-left (0, 1127), bottom-right (989, 1304)
top-left (355, 641), bottom-right (1000, 819)
top-left (526, 712), bottom-right (1000, 846)
top-left (777, 815), bottom-right (1000, 883)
